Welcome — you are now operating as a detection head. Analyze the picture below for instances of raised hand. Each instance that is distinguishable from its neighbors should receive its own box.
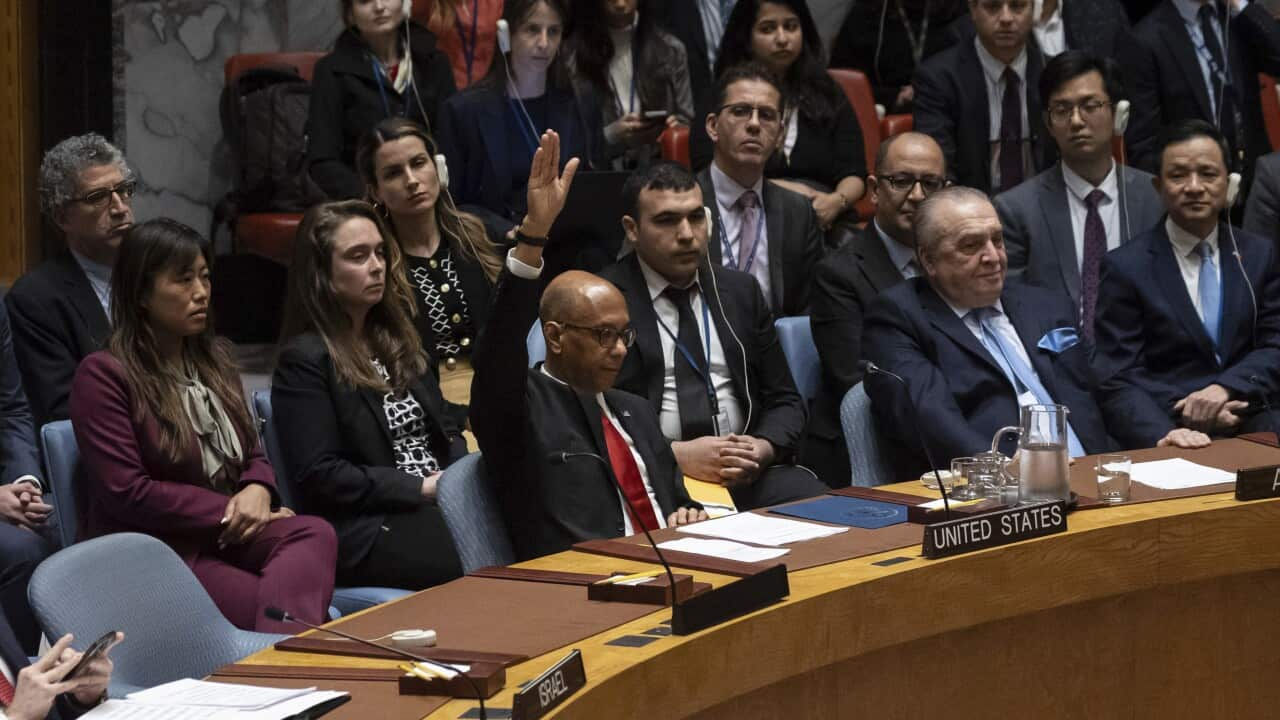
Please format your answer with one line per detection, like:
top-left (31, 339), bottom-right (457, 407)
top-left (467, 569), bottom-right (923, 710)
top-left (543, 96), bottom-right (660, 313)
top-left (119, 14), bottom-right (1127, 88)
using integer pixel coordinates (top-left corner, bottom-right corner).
top-left (521, 130), bottom-right (580, 239)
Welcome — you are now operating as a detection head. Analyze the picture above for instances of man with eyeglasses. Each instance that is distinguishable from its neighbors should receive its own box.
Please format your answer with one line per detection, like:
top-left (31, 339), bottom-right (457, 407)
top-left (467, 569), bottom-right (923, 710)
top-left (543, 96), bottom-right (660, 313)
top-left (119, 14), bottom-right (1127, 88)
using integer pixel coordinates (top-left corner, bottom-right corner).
top-left (803, 132), bottom-right (948, 486)
top-left (697, 62), bottom-right (825, 317)
top-left (914, 0), bottom-right (1057, 195)
top-left (7, 133), bottom-right (135, 428)
top-left (995, 51), bottom-right (1163, 339)
top-left (471, 131), bottom-right (705, 561)
top-left (601, 162), bottom-right (827, 510)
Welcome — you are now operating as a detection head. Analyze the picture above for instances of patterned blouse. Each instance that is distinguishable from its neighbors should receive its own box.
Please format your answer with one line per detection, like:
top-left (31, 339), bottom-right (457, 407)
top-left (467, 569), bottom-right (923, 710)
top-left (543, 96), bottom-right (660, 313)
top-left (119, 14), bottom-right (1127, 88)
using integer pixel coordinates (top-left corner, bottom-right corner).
top-left (406, 246), bottom-right (475, 362)
top-left (371, 359), bottom-right (440, 478)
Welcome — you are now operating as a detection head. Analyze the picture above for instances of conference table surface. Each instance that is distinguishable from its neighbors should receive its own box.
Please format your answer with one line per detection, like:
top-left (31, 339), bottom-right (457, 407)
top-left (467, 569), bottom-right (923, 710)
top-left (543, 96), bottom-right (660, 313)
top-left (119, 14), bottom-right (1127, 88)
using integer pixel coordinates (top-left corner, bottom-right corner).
top-left (233, 438), bottom-right (1280, 719)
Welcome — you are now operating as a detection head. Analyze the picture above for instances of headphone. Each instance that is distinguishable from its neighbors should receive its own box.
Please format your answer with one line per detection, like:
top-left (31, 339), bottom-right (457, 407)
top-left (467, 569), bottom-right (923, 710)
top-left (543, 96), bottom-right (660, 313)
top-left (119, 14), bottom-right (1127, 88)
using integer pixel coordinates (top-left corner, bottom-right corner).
top-left (1227, 171), bottom-right (1241, 207)
top-left (402, 0), bottom-right (413, 18)
top-left (1113, 99), bottom-right (1130, 135)
top-left (703, 206), bottom-right (714, 238)
top-left (435, 153), bottom-right (450, 189)
top-left (496, 18), bottom-right (511, 54)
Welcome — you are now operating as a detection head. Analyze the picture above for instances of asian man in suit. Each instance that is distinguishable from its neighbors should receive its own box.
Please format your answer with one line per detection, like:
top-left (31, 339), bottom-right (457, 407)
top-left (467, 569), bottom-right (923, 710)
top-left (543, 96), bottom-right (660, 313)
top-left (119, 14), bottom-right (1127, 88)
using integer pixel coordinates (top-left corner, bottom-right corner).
top-left (863, 186), bottom-right (1136, 479)
top-left (469, 131), bottom-right (706, 561)
top-left (600, 162), bottom-right (827, 510)
top-left (0, 617), bottom-right (119, 720)
top-left (697, 63), bottom-right (825, 317)
top-left (804, 132), bottom-right (948, 487)
top-left (7, 134), bottom-right (132, 428)
top-left (1095, 120), bottom-right (1280, 448)
top-left (996, 51), bottom-right (1164, 338)
top-left (913, 0), bottom-right (1058, 195)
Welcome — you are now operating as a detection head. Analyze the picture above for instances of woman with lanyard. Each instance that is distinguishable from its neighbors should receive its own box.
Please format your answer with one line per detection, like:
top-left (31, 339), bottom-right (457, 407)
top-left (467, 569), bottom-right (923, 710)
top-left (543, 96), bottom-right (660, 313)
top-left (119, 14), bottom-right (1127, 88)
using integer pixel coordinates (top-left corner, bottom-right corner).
top-left (417, 0), bottom-right (505, 89)
top-left (565, 0), bottom-right (695, 169)
top-left (307, 0), bottom-right (458, 200)
top-left (435, 0), bottom-right (605, 238)
top-left (355, 116), bottom-right (502, 421)
top-left (691, 0), bottom-right (867, 234)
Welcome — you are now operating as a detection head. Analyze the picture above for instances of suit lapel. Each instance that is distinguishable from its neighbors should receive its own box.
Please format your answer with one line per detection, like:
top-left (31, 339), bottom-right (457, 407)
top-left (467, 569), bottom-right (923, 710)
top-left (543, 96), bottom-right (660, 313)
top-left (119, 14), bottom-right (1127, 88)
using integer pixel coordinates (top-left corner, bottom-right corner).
top-left (1158, 4), bottom-right (1215, 119)
top-left (1217, 222), bottom-right (1247, 358)
top-left (1001, 287), bottom-right (1061, 398)
top-left (1150, 230), bottom-right (1219, 359)
top-left (703, 265), bottom-right (749, 400)
top-left (620, 254), bottom-right (667, 415)
top-left (57, 252), bottom-right (111, 343)
top-left (357, 386), bottom-right (397, 453)
top-left (608, 393), bottom-right (674, 513)
top-left (698, 170), bottom-right (725, 267)
top-left (1040, 168), bottom-right (1082, 304)
top-left (761, 183), bottom-right (786, 311)
top-left (919, 284), bottom-right (1007, 378)
top-left (958, 43), bottom-right (993, 191)
top-left (852, 225), bottom-right (903, 292)
top-left (477, 94), bottom-right (514, 200)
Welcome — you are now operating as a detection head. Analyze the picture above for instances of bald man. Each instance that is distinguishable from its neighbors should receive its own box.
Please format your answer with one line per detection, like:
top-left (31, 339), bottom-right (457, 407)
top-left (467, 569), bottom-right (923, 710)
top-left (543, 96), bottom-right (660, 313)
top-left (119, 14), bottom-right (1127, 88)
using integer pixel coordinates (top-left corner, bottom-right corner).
top-left (470, 133), bottom-right (704, 561)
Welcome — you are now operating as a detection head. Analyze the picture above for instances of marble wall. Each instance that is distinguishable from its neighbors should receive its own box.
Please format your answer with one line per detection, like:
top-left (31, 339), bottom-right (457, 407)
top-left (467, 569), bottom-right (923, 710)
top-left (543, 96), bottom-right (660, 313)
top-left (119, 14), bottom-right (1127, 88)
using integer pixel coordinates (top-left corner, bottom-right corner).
top-left (113, 0), bottom-right (342, 247)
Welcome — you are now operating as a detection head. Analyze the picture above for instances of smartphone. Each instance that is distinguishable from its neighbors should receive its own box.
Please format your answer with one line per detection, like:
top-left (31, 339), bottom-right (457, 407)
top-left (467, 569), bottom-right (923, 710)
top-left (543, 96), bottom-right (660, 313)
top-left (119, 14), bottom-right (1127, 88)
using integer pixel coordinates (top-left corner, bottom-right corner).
top-left (642, 110), bottom-right (670, 121)
top-left (66, 630), bottom-right (121, 679)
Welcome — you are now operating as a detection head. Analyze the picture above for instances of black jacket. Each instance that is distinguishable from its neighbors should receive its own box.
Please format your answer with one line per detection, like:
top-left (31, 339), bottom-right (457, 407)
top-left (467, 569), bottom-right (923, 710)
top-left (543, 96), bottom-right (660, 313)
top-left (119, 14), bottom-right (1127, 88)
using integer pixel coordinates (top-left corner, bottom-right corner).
top-left (271, 333), bottom-right (467, 572)
top-left (5, 250), bottom-right (110, 428)
top-left (306, 22), bottom-right (457, 200)
top-left (469, 268), bottom-right (697, 561)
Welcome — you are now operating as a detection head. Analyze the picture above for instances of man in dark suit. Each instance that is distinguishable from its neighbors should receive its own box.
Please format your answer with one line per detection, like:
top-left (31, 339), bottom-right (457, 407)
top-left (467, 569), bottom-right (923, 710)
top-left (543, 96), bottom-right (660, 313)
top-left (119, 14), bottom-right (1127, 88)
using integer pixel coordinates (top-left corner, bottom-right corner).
top-left (0, 617), bottom-right (118, 719)
top-left (649, 0), bottom-right (729, 108)
top-left (803, 132), bottom-right (949, 487)
top-left (863, 187), bottom-right (1124, 478)
top-left (698, 63), bottom-right (825, 317)
top-left (470, 132), bottom-right (705, 561)
top-left (1120, 0), bottom-right (1280, 181)
top-left (600, 162), bottom-right (827, 510)
top-left (944, 0), bottom-right (1132, 64)
top-left (997, 51), bottom-right (1164, 335)
top-left (914, 0), bottom-right (1058, 195)
top-left (1096, 120), bottom-right (1280, 447)
top-left (7, 134), bottom-right (132, 428)
top-left (1243, 150), bottom-right (1280, 240)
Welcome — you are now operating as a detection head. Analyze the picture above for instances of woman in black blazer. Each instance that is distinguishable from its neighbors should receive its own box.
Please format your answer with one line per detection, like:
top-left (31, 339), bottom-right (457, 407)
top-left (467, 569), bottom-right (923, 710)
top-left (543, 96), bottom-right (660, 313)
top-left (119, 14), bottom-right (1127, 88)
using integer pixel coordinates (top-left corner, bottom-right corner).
top-left (307, 0), bottom-right (457, 200)
top-left (272, 200), bottom-right (467, 589)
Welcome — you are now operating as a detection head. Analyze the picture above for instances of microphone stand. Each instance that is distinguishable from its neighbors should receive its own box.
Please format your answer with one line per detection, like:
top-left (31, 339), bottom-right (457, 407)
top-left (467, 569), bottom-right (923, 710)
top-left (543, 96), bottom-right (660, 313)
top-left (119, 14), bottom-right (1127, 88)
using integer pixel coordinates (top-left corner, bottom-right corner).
top-left (860, 360), bottom-right (951, 520)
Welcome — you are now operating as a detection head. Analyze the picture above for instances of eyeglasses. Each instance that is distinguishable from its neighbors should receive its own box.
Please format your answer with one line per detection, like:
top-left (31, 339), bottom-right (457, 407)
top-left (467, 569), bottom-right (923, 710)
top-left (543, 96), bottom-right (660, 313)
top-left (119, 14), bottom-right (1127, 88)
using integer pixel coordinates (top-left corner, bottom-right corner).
top-left (880, 174), bottom-right (947, 194)
top-left (1047, 99), bottom-right (1111, 126)
top-left (716, 103), bottom-right (783, 126)
top-left (561, 323), bottom-right (637, 349)
top-left (68, 180), bottom-right (137, 210)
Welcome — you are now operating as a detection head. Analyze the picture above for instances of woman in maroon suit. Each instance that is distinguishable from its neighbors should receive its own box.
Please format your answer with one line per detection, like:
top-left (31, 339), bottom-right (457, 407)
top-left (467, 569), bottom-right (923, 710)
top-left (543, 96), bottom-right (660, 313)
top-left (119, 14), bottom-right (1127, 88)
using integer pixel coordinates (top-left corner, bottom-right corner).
top-left (69, 219), bottom-right (336, 633)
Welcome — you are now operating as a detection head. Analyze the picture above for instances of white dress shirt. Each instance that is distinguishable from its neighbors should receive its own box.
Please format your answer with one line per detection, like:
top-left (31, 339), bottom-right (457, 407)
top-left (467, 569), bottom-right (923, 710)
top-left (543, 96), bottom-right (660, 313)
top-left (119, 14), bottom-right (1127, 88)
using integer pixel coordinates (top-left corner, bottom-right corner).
top-left (975, 38), bottom-right (1031, 189)
top-left (873, 220), bottom-right (920, 279)
top-left (607, 23), bottom-right (637, 114)
top-left (710, 161), bottom-right (771, 304)
top-left (70, 249), bottom-right (112, 318)
top-left (637, 257), bottom-right (745, 441)
top-left (1172, 0), bottom-right (1249, 117)
top-left (1033, 0), bottom-right (1067, 57)
top-left (1062, 161), bottom-right (1122, 272)
top-left (1165, 217), bottom-right (1223, 321)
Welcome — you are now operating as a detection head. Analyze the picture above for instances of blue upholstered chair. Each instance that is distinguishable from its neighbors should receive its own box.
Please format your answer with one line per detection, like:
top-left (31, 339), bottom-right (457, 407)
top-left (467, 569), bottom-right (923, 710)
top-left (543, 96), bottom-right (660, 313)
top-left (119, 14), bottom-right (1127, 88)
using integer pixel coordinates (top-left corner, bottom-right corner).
top-left (527, 320), bottom-right (546, 367)
top-left (251, 391), bottom-right (412, 616)
top-left (38, 421), bottom-right (80, 548)
top-left (436, 453), bottom-right (515, 572)
top-left (27, 532), bottom-right (286, 696)
top-left (774, 316), bottom-right (821, 404)
top-left (839, 383), bottom-right (896, 487)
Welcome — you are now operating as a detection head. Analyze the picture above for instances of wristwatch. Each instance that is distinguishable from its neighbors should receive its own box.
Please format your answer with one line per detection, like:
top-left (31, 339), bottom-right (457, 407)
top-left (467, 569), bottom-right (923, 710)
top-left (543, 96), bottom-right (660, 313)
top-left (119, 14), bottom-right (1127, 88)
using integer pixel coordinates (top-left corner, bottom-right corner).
top-left (515, 229), bottom-right (548, 247)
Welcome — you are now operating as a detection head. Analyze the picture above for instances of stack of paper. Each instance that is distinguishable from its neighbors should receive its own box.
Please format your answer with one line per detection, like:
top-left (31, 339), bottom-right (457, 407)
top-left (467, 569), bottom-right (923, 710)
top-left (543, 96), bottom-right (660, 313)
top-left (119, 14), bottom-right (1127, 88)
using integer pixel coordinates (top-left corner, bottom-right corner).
top-left (83, 678), bottom-right (348, 719)
top-left (1128, 458), bottom-right (1236, 490)
top-left (676, 511), bottom-right (848, 546)
top-left (658, 537), bottom-right (790, 562)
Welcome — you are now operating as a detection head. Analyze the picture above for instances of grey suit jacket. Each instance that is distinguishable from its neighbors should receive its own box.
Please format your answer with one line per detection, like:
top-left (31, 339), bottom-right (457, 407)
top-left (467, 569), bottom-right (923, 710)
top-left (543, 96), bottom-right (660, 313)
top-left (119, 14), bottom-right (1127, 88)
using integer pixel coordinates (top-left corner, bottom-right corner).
top-left (1244, 151), bottom-right (1280, 241)
top-left (996, 162), bottom-right (1164, 311)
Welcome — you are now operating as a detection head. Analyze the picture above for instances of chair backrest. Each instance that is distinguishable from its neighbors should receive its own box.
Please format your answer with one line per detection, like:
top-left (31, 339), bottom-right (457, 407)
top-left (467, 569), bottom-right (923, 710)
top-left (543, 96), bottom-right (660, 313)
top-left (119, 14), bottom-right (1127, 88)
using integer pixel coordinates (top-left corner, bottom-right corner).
top-left (39, 421), bottom-right (80, 548)
top-left (880, 113), bottom-right (913, 140)
top-left (828, 69), bottom-right (881, 221)
top-left (1260, 73), bottom-right (1280, 151)
top-left (435, 453), bottom-right (515, 572)
top-left (251, 391), bottom-right (297, 509)
top-left (28, 533), bottom-right (286, 695)
top-left (659, 125), bottom-right (691, 169)
top-left (527, 320), bottom-right (547, 367)
top-left (224, 52), bottom-right (324, 86)
top-left (839, 383), bottom-right (896, 487)
top-left (774, 317), bottom-right (820, 404)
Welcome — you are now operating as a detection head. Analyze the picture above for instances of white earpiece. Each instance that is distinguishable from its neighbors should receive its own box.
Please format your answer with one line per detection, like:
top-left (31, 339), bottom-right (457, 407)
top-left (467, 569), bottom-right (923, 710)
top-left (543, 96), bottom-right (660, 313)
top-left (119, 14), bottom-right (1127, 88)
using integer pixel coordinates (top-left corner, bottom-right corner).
top-left (703, 206), bottom-right (714, 238)
top-left (434, 153), bottom-right (449, 189)
top-left (402, 0), bottom-right (413, 19)
top-left (1113, 99), bottom-right (1130, 135)
top-left (1227, 172), bottom-right (1242, 207)
top-left (496, 19), bottom-right (511, 54)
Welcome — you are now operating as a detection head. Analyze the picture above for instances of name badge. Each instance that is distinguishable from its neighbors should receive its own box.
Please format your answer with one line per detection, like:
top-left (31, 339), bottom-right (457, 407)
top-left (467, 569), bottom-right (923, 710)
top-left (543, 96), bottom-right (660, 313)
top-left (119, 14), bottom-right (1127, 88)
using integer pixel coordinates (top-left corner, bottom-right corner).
top-left (1235, 464), bottom-right (1280, 501)
top-left (922, 501), bottom-right (1068, 559)
top-left (512, 649), bottom-right (586, 720)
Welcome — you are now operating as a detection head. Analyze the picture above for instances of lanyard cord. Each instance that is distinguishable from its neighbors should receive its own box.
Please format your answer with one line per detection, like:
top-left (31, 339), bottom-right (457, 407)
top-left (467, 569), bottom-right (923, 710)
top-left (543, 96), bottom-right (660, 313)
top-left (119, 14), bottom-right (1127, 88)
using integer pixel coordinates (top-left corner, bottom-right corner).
top-left (653, 292), bottom-right (719, 413)
top-left (507, 98), bottom-right (541, 156)
top-left (454, 0), bottom-right (480, 84)
top-left (894, 0), bottom-right (932, 67)
top-left (718, 207), bottom-right (766, 273)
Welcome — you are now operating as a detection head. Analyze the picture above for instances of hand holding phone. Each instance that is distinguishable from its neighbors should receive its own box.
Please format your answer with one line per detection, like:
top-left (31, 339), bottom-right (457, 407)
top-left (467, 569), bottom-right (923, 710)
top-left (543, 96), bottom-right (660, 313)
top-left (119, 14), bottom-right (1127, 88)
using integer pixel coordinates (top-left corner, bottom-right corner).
top-left (66, 630), bottom-right (122, 680)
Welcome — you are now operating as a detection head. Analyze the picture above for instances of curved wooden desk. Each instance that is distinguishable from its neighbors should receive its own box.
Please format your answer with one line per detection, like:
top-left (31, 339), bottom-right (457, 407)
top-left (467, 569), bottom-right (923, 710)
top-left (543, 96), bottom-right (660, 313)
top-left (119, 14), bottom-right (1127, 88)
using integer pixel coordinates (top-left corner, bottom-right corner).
top-left (241, 451), bottom-right (1280, 719)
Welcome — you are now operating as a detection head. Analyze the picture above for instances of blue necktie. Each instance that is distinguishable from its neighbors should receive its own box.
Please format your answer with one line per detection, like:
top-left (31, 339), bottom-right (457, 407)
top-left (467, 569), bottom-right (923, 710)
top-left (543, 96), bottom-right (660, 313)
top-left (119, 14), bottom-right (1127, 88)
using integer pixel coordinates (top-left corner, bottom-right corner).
top-left (1196, 241), bottom-right (1221, 346)
top-left (974, 309), bottom-right (1087, 458)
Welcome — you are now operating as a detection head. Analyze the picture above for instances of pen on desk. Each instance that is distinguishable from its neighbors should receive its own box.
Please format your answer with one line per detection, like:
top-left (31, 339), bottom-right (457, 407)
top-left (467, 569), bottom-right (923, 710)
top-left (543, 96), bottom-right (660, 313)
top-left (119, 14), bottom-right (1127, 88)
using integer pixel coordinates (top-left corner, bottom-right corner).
top-left (593, 570), bottom-right (663, 585)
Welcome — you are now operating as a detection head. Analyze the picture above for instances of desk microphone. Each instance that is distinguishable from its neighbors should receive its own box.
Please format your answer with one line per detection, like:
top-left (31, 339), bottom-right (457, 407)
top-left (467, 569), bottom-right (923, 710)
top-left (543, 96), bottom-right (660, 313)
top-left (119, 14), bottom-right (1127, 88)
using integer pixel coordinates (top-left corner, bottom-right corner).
top-left (548, 451), bottom-right (682, 597)
top-left (264, 607), bottom-right (486, 718)
top-left (858, 360), bottom-right (951, 520)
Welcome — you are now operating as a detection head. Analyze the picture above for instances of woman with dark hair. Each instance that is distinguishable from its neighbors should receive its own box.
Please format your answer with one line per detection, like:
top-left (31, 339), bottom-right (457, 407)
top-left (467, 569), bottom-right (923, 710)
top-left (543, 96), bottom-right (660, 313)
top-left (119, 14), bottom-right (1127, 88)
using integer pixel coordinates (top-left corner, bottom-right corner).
top-left (307, 0), bottom-right (458, 200)
top-left (565, 0), bottom-right (694, 169)
top-left (435, 0), bottom-right (605, 236)
top-left (417, 0), bottom-right (505, 89)
top-left (69, 219), bottom-right (336, 633)
top-left (355, 117), bottom-right (501, 409)
top-left (271, 200), bottom-right (467, 590)
top-left (691, 0), bottom-right (867, 231)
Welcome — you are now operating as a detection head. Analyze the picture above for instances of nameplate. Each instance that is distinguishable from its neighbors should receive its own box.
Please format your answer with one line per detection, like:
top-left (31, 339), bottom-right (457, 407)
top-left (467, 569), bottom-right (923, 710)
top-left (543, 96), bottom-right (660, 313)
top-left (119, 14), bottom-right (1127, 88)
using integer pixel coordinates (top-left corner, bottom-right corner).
top-left (922, 501), bottom-right (1067, 559)
top-left (1235, 464), bottom-right (1280, 501)
top-left (511, 649), bottom-right (585, 720)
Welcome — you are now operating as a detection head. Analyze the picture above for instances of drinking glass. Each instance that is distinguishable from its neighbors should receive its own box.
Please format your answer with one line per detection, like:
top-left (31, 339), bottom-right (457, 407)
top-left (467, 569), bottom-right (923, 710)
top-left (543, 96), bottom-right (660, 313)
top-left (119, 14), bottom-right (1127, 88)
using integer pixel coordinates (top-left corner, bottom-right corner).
top-left (948, 456), bottom-right (981, 500)
top-left (1096, 454), bottom-right (1132, 503)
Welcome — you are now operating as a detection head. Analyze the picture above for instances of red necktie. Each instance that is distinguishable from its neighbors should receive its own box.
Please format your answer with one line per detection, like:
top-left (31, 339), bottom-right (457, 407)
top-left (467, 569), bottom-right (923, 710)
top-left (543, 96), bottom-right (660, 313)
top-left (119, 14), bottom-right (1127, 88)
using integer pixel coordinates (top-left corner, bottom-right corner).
top-left (601, 411), bottom-right (660, 532)
top-left (0, 668), bottom-right (15, 706)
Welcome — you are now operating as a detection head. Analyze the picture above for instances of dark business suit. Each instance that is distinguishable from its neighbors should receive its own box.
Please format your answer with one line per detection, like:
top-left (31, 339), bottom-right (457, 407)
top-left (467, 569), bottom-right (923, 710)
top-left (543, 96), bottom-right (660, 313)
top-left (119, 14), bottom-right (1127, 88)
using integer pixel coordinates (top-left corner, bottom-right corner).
top-left (272, 333), bottom-right (468, 587)
top-left (1094, 221), bottom-right (1280, 447)
top-left (804, 223), bottom-right (911, 487)
top-left (649, 0), bottom-right (715, 116)
top-left (600, 254), bottom-right (826, 509)
top-left (697, 169), bottom-right (825, 316)
top-left (469, 268), bottom-right (698, 561)
top-left (1244, 151), bottom-right (1280, 241)
top-left (863, 279), bottom-right (1113, 478)
top-left (913, 38), bottom-right (1057, 195)
top-left (946, 0), bottom-right (1132, 63)
top-left (996, 163), bottom-right (1165, 313)
top-left (1120, 0), bottom-right (1280, 178)
top-left (6, 250), bottom-right (110, 428)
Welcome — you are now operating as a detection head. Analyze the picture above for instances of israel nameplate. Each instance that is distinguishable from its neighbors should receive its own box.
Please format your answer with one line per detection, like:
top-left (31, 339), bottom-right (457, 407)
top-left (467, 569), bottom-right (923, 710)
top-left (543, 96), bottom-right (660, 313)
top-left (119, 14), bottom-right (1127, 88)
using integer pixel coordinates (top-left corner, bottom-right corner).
top-left (922, 501), bottom-right (1067, 559)
top-left (512, 649), bottom-right (586, 720)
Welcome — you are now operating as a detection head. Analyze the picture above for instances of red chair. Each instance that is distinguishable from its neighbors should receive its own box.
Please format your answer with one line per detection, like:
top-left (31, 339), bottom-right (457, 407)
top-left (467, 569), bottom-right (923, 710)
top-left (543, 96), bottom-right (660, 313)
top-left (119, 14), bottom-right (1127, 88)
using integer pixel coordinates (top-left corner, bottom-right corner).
top-left (827, 69), bottom-right (881, 220)
top-left (659, 125), bottom-right (691, 169)
top-left (1259, 73), bottom-right (1280, 151)
top-left (222, 52), bottom-right (325, 264)
top-left (880, 114), bottom-right (913, 140)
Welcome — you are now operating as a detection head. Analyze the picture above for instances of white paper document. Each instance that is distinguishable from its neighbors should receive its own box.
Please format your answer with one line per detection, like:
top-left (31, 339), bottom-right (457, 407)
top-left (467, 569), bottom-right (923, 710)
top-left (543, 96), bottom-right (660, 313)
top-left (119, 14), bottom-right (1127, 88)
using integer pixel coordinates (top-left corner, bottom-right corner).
top-left (675, 511), bottom-right (847, 546)
top-left (1128, 458), bottom-right (1236, 490)
top-left (84, 679), bottom-right (348, 720)
top-left (659, 536), bottom-right (791, 562)
top-left (127, 678), bottom-right (313, 709)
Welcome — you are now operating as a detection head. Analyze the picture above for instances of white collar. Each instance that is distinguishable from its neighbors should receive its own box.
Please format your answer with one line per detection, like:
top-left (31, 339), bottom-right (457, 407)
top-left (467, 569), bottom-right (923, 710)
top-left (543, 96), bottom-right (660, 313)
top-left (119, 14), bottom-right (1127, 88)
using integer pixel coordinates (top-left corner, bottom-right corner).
top-left (942, 291), bottom-right (1005, 321)
top-left (1165, 216), bottom-right (1220, 258)
top-left (974, 37), bottom-right (1028, 86)
top-left (638, 255), bottom-right (699, 303)
top-left (1061, 161), bottom-right (1118, 204)
top-left (872, 220), bottom-right (918, 275)
top-left (1037, 0), bottom-right (1063, 31)
top-left (70, 249), bottom-right (113, 285)
top-left (710, 160), bottom-right (765, 211)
